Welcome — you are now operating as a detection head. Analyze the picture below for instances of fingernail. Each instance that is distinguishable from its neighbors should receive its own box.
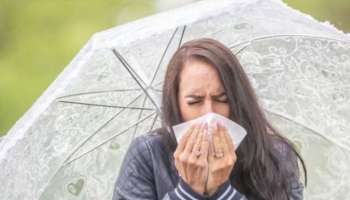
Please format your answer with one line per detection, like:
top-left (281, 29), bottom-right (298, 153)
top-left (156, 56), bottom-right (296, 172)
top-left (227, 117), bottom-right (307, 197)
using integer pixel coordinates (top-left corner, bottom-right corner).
top-left (203, 121), bottom-right (208, 129)
top-left (204, 127), bottom-right (208, 136)
top-left (205, 129), bottom-right (210, 140)
top-left (215, 121), bottom-right (219, 130)
top-left (219, 120), bottom-right (224, 127)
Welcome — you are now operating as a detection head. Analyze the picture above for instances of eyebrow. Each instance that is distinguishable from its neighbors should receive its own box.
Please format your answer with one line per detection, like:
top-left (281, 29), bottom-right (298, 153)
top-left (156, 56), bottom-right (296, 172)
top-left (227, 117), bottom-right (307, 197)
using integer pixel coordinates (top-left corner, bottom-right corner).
top-left (185, 92), bottom-right (226, 99)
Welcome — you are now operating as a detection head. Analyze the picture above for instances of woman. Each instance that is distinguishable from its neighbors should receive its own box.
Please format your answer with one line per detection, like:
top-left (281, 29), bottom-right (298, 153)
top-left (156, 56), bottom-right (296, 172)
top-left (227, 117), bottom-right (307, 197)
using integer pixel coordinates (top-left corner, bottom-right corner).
top-left (113, 38), bottom-right (306, 200)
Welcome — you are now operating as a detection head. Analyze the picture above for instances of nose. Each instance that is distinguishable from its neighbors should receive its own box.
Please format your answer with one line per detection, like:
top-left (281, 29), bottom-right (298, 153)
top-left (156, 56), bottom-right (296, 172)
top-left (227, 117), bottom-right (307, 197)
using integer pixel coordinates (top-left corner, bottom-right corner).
top-left (202, 99), bottom-right (214, 115)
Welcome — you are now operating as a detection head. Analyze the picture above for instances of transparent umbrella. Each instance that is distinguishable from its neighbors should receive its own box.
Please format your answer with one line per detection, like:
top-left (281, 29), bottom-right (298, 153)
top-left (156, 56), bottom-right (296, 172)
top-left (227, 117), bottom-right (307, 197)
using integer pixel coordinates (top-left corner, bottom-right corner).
top-left (0, 0), bottom-right (349, 199)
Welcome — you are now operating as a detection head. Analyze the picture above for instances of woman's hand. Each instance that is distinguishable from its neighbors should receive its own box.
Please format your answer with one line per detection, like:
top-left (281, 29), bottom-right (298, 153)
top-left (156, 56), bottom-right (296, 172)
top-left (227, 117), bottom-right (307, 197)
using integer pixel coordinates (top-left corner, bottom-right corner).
top-left (174, 123), bottom-right (210, 195)
top-left (205, 122), bottom-right (237, 196)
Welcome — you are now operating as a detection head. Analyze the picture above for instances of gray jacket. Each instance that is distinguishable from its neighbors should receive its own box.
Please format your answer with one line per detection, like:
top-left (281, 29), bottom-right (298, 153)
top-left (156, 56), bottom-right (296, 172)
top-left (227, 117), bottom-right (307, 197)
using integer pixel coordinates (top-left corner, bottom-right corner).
top-left (112, 131), bottom-right (304, 200)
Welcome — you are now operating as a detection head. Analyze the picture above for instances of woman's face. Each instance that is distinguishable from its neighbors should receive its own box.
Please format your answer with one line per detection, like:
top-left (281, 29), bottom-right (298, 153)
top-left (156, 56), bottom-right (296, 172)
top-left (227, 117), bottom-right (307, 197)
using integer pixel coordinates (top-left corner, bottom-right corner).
top-left (178, 59), bottom-right (230, 122)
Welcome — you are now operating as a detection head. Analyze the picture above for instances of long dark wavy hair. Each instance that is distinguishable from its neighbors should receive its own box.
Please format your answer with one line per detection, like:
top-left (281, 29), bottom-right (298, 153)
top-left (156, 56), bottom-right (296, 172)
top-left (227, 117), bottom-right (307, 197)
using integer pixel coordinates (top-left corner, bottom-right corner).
top-left (159, 38), bottom-right (307, 200)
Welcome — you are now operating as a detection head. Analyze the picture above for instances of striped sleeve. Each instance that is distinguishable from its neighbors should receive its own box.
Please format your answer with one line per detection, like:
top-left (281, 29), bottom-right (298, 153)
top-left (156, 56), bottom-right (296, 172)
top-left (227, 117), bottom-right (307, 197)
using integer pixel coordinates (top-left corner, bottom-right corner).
top-left (208, 180), bottom-right (247, 200)
top-left (164, 178), bottom-right (246, 200)
top-left (166, 178), bottom-right (208, 200)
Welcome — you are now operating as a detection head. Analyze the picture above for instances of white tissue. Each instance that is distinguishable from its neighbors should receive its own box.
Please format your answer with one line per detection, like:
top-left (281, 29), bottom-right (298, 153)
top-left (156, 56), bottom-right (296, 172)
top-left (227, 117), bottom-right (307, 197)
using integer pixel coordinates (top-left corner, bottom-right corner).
top-left (172, 112), bottom-right (247, 150)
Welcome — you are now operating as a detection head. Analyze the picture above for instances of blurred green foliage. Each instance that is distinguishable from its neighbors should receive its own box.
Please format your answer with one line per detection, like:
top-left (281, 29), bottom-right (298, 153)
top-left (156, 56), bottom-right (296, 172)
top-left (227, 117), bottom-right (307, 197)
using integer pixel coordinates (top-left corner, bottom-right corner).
top-left (0, 0), bottom-right (155, 136)
top-left (0, 0), bottom-right (349, 136)
top-left (284, 0), bottom-right (350, 32)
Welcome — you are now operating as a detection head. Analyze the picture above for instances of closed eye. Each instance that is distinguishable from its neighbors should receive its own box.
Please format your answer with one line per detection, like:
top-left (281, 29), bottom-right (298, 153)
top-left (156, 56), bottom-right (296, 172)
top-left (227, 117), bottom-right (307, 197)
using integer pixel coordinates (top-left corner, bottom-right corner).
top-left (187, 98), bottom-right (203, 105)
top-left (186, 95), bottom-right (203, 105)
top-left (216, 99), bottom-right (228, 103)
top-left (187, 100), bottom-right (201, 105)
top-left (213, 93), bottom-right (228, 103)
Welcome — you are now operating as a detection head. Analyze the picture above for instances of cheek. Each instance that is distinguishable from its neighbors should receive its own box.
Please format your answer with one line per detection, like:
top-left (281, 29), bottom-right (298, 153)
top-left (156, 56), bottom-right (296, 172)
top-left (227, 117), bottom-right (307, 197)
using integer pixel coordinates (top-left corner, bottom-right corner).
top-left (214, 103), bottom-right (231, 118)
top-left (178, 97), bottom-right (202, 121)
top-left (179, 102), bottom-right (200, 121)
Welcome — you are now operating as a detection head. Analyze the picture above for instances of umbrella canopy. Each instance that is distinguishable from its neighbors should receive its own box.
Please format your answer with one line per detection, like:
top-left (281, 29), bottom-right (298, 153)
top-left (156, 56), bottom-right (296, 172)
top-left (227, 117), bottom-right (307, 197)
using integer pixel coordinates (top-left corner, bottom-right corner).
top-left (1, 0), bottom-right (349, 199)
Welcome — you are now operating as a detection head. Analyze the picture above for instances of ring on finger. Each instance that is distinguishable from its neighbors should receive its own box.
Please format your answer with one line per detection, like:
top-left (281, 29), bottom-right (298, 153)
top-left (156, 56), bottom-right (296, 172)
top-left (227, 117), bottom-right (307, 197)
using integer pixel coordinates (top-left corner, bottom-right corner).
top-left (193, 148), bottom-right (202, 158)
top-left (215, 148), bottom-right (224, 158)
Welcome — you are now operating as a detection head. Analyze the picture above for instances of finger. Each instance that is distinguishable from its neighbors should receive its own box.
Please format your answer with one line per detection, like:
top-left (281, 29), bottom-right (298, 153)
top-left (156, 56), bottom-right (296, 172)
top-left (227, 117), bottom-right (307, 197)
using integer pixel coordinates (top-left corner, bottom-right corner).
top-left (208, 133), bottom-right (215, 162)
top-left (218, 121), bottom-right (229, 153)
top-left (212, 122), bottom-right (223, 156)
top-left (174, 159), bottom-right (183, 176)
top-left (222, 126), bottom-right (237, 167)
top-left (174, 125), bottom-right (196, 179)
top-left (176, 124), bottom-right (196, 153)
top-left (189, 123), bottom-right (205, 160)
top-left (200, 123), bottom-right (210, 159)
top-left (173, 152), bottom-right (184, 178)
top-left (184, 123), bottom-right (201, 155)
top-left (174, 149), bottom-right (187, 180)
top-left (222, 124), bottom-right (235, 154)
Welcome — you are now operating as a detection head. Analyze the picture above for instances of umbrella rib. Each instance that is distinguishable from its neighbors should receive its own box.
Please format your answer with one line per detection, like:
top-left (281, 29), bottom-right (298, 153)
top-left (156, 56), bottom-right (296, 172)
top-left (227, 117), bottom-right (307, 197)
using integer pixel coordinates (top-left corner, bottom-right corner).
top-left (57, 100), bottom-right (152, 110)
top-left (112, 49), bottom-right (161, 114)
top-left (234, 43), bottom-right (250, 55)
top-left (154, 80), bottom-right (163, 86)
top-left (229, 34), bottom-right (350, 50)
top-left (55, 88), bottom-right (141, 100)
top-left (265, 109), bottom-right (350, 153)
top-left (132, 94), bottom-right (148, 140)
top-left (149, 113), bottom-right (159, 133)
top-left (61, 92), bottom-right (144, 164)
top-left (63, 111), bottom-right (156, 166)
top-left (150, 26), bottom-right (182, 85)
top-left (153, 88), bottom-right (162, 92)
top-left (43, 92), bottom-right (147, 194)
top-left (113, 49), bottom-right (147, 86)
top-left (178, 25), bottom-right (186, 48)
